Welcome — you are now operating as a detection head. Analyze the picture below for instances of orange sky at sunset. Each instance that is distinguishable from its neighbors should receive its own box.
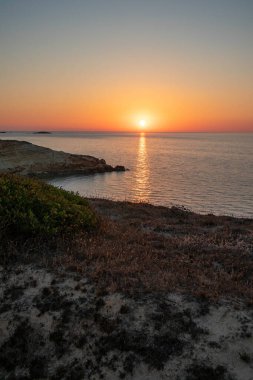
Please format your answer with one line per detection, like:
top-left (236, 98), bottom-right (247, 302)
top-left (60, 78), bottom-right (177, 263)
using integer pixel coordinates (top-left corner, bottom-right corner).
top-left (1, 1), bottom-right (253, 132)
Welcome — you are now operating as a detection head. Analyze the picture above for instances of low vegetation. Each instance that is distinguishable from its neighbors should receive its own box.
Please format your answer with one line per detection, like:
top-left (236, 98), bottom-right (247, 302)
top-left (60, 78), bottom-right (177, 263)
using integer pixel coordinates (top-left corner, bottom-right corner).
top-left (1, 174), bottom-right (253, 302)
top-left (60, 199), bottom-right (253, 302)
top-left (0, 174), bottom-right (98, 237)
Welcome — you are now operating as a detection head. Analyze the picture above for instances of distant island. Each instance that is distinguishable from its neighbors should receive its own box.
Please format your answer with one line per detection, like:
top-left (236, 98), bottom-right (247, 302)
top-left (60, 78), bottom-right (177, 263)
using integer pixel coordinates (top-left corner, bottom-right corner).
top-left (0, 131), bottom-right (6, 133)
top-left (33, 131), bottom-right (52, 134)
top-left (0, 139), bottom-right (126, 177)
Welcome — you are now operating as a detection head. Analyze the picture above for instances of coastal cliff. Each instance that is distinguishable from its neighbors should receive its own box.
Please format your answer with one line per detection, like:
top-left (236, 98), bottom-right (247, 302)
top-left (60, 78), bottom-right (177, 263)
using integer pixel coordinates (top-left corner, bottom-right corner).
top-left (0, 140), bottom-right (125, 177)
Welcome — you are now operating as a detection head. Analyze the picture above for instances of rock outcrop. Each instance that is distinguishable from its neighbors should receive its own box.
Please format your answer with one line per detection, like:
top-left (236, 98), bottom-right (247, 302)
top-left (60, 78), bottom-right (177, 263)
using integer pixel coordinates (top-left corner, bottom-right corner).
top-left (0, 140), bottom-right (126, 177)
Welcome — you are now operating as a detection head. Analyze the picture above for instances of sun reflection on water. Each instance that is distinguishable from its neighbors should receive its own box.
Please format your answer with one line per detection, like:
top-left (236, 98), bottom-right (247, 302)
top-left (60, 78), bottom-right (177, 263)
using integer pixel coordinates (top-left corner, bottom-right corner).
top-left (133, 133), bottom-right (150, 202)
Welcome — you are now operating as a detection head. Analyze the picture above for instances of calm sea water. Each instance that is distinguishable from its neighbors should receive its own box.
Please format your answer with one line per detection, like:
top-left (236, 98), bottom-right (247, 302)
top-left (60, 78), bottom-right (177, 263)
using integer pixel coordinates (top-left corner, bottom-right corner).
top-left (1, 132), bottom-right (253, 218)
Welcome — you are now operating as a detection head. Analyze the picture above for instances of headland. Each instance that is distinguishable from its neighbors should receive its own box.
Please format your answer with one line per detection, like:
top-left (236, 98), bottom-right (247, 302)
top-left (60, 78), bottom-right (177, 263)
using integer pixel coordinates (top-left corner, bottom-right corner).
top-left (0, 139), bottom-right (125, 178)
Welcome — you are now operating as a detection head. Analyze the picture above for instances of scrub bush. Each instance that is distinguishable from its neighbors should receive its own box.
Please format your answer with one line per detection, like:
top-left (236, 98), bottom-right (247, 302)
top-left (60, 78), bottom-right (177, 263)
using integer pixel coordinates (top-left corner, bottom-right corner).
top-left (0, 174), bottom-right (98, 236)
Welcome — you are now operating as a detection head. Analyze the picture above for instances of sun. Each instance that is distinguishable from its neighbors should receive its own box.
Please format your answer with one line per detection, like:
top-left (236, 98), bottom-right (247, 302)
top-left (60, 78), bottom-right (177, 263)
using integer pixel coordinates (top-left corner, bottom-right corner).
top-left (138, 119), bottom-right (147, 129)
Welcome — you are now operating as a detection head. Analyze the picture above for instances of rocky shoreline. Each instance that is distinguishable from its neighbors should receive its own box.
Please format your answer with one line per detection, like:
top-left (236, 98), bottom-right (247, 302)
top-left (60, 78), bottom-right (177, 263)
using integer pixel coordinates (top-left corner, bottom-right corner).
top-left (0, 140), bottom-right (126, 178)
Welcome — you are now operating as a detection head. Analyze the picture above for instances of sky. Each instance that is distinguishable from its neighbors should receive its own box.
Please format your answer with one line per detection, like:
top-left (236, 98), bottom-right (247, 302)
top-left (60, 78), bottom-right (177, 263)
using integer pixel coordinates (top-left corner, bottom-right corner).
top-left (0, 0), bottom-right (253, 132)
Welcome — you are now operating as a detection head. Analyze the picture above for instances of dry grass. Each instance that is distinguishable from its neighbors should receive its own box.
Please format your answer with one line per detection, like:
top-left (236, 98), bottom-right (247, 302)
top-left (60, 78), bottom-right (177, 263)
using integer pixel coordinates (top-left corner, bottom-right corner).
top-left (1, 197), bottom-right (252, 302)
top-left (49, 199), bottom-right (253, 302)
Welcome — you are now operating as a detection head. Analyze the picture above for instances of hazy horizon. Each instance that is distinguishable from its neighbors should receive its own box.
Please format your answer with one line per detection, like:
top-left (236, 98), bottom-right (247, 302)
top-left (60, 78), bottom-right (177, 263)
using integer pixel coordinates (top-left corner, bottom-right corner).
top-left (1, 129), bottom-right (252, 134)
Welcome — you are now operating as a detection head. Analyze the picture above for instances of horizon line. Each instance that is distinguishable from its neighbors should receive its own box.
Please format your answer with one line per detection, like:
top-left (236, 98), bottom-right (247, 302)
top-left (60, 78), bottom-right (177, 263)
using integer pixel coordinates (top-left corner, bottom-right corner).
top-left (1, 130), bottom-right (253, 134)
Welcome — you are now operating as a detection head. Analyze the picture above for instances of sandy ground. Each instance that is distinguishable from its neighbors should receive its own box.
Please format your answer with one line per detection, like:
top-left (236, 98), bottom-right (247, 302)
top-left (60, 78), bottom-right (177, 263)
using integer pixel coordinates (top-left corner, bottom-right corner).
top-left (0, 264), bottom-right (253, 380)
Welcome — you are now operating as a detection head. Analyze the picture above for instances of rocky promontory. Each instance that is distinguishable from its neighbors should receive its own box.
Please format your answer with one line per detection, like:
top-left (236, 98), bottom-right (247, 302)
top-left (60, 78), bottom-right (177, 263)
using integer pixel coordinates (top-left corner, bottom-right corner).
top-left (0, 139), bottom-right (126, 177)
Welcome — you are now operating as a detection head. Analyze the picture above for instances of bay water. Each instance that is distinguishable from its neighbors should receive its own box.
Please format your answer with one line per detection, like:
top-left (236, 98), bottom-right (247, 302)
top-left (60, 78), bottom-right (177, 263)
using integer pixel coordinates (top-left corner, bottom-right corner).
top-left (1, 132), bottom-right (252, 218)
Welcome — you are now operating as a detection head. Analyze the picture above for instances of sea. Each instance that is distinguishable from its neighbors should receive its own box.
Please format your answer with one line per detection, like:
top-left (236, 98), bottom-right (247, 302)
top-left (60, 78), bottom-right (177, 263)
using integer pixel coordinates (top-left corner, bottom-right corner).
top-left (1, 132), bottom-right (253, 218)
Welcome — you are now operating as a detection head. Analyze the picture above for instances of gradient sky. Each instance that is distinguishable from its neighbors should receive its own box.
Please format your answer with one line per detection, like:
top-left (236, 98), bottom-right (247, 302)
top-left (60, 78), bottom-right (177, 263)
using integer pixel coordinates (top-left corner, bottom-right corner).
top-left (1, 0), bottom-right (253, 132)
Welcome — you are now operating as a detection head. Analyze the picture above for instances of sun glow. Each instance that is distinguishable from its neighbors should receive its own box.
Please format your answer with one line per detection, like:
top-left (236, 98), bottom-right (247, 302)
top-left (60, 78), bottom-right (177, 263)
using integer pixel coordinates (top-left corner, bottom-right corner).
top-left (138, 119), bottom-right (147, 129)
top-left (125, 112), bottom-right (162, 132)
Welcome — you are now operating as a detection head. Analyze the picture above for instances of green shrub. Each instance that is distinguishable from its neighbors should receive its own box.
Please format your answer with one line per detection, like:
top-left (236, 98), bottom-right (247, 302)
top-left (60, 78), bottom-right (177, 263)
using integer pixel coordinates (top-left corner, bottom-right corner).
top-left (0, 174), bottom-right (98, 236)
